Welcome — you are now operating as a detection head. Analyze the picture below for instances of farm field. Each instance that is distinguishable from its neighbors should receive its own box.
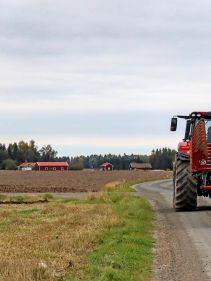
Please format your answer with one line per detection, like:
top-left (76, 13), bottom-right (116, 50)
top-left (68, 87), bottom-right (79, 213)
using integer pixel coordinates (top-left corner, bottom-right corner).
top-left (0, 171), bottom-right (170, 280)
top-left (0, 170), bottom-right (171, 280)
top-left (0, 191), bottom-right (154, 281)
top-left (0, 201), bottom-right (113, 281)
top-left (0, 170), bottom-right (172, 193)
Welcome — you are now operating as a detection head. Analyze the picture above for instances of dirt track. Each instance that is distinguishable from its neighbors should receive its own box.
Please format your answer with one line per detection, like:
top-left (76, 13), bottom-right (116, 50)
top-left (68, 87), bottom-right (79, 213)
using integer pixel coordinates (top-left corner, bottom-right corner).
top-left (135, 180), bottom-right (211, 281)
top-left (0, 170), bottom-right (171, 193)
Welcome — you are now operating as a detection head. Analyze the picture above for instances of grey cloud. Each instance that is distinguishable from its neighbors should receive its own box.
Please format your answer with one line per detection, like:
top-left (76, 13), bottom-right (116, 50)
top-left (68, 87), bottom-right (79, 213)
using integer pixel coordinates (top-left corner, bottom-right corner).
top-left (1, 0), bottom-right (211, 58)
top-left (0, 110), bottom-right (183, 137)
top-left (0, 0), bottom-right (211, 154)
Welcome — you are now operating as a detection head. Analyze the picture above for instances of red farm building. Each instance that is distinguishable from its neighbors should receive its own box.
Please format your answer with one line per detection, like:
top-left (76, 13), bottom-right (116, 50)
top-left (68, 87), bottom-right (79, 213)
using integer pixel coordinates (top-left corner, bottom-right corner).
top-left (100, 162), bottom-right (113, 171)
top-left (19, 162), bottom-right (36, 171)
top-left (129, 162), bottom-right (152, 171)
top-left (35, 162), bottom-right (69, 171)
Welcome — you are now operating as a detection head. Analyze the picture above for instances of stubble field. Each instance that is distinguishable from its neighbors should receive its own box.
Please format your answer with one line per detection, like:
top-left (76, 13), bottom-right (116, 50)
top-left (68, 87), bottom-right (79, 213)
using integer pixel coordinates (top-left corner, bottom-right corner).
top-left (0, 170), bottom-right (172, 281)
top-left (0, 170), bottom-right (172, 193)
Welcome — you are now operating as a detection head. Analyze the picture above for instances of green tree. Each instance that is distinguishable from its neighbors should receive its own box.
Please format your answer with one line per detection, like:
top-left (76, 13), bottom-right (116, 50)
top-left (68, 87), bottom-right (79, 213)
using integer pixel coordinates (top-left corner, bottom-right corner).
top-left (28, 140), bottom-right (40, 162)
top-left (69, 157), bottom-right (84, 170)
top-left (0, 145), bottom-right (9, 168)
top-left (2, 159), bottom-right (17, 170)
top-left (149, 147), bottom-right (176, 170)
top-left (40, 145), bottom-right (57, 161)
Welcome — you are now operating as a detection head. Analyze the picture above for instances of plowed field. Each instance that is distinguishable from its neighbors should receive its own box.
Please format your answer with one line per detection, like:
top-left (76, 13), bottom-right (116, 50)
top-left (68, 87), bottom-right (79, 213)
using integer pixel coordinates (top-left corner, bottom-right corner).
top-left (0, 170), bottom-right (172, 193)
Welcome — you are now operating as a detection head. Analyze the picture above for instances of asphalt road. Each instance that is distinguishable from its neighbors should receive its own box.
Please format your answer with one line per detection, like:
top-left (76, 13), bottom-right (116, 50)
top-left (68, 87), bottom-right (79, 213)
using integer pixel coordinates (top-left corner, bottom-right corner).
top-left (134, 180), bottom-right (211, 281)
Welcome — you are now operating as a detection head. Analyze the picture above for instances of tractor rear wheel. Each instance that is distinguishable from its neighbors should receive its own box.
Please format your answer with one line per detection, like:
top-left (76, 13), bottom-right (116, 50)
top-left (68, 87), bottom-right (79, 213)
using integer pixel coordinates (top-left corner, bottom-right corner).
top-left (173, 158), bottom-right (197, 211)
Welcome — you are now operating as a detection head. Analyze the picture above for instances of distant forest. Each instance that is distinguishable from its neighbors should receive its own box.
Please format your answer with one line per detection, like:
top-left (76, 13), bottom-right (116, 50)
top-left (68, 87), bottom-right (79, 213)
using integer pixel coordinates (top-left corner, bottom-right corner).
top-left (0, 140), bottom-right (69, 170)
top-left (70, 147), bottom-right (176, 171)
top-left (0, 140), bottom-right (176, 170)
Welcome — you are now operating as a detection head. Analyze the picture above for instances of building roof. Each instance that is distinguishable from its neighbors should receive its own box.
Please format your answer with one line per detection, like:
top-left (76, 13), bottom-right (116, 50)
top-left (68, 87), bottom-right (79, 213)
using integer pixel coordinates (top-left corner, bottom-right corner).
top-left (129, 162), bottom-right (152, 169)
top-left (36, 162), bottom-right (69, 167)
top-left (19, 162), bottom-right (36, 167)
top-left (100, 162), bottom-right (113, 167)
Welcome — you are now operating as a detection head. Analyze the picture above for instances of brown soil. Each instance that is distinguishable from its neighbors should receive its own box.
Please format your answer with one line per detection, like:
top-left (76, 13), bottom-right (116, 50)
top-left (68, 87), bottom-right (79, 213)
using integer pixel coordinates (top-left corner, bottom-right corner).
top-left (0, 170), bottom-right (172, 193)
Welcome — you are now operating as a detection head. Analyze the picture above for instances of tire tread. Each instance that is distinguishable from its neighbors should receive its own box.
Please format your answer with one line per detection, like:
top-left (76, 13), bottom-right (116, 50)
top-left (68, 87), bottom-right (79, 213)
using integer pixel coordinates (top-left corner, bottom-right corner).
top-left (173, 158), bottom-right (197, 211)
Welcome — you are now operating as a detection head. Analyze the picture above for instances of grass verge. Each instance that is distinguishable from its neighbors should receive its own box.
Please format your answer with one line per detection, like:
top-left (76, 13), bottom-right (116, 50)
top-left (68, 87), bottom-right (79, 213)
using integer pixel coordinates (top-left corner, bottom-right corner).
top-left (66, 192), bottom-right (154, 281)
top-left (104, 180), bottom-right (145, 192)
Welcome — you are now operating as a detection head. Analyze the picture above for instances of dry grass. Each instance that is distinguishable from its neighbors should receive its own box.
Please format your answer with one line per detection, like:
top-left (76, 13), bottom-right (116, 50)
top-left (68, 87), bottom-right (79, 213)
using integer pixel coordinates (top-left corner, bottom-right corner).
top-left (0, 203), bottom-right (115, 281)
top-left (0, 171), bottom-right (171, 280)
top-left (104, 181), bottom-right (123, 191)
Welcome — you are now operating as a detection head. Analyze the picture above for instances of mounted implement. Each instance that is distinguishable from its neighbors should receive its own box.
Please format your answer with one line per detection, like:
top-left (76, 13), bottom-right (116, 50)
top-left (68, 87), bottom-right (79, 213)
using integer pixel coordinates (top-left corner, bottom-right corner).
top-left (170, 111), bottom-right (211, 211)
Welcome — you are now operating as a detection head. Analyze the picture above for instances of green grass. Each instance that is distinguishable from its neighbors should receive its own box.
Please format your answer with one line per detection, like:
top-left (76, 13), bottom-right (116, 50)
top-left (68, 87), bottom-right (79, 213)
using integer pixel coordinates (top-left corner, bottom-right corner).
top-left (66, 192), bottom-right (154, 281)
top-left (0, 193), bottom-right (55, 204)
top-left (17, 208), bottom-right (39, 217)
top-left (10, 195), bottom-right (28, 203)
top-left (59, 197), bottom-right (81, 204)
top-left (41, 193), bottom-right (54, 201)
top-left (104, 180), bottom-right (145, 192)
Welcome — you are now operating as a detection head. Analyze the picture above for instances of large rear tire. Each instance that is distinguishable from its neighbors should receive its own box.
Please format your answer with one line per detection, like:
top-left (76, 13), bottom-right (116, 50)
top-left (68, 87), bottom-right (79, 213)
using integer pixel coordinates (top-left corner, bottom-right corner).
top-left (173, 158), bottom-right (197, 211)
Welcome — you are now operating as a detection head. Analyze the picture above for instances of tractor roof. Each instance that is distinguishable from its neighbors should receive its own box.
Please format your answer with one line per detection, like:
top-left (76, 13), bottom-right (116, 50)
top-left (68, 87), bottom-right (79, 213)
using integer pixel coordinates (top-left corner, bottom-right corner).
top-left (176, 112), bottom-right (211, 119)
top-left (191, 111), bottom-right (207, 115)
top-left (190, 111), bottom-right (211, 119)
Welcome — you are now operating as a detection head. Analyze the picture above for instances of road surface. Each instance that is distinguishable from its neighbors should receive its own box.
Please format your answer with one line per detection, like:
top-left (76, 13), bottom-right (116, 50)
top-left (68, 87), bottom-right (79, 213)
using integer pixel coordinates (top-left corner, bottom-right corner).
top-left (135, 180), bottom-right (211, 281)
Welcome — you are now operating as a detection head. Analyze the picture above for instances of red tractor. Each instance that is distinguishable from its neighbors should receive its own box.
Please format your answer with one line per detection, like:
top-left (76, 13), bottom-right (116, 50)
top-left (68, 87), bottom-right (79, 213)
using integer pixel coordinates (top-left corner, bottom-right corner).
top-left (171, 111), bottom-right (211, 211)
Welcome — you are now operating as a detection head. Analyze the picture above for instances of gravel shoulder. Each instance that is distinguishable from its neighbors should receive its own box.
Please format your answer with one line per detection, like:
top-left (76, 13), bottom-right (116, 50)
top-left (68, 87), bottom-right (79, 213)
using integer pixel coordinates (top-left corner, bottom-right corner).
top-left (134, 180), bottom-right (211, 281)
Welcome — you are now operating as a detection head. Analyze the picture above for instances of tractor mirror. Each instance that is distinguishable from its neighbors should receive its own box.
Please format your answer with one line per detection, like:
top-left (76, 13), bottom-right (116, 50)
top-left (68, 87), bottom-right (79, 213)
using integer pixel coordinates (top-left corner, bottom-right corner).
top-left (170, 118), bottom-right (177, 131)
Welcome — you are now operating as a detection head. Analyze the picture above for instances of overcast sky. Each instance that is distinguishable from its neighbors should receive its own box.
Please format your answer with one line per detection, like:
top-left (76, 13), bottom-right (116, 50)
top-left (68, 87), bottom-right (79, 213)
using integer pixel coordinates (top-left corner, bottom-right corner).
top-left (0, 0), bottom-right (211, 156)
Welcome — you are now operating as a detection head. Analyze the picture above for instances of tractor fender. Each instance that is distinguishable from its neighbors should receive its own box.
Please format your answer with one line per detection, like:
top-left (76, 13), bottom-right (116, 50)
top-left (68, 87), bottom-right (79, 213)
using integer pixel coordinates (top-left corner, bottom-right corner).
top-left (177, 151), bottom-right (190, 161)
top-left (177, 142), bottom-right (190, 161)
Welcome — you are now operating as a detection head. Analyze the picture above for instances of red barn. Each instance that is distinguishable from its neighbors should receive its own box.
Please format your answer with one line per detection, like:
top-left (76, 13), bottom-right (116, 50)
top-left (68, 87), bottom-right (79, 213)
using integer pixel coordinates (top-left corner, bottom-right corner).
top-left (100, 162), bottom-right (113, 171)
top-left (129, 162), bottom-right (152, 170)
top-left (35, 162), bottom-right (69, 171)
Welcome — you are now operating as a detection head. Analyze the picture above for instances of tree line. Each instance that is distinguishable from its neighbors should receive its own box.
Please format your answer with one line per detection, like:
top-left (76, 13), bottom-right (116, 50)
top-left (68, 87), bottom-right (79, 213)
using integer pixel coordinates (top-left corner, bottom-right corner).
top-left (70, 147), bottom-right (176, 171)
top-left (0, 140), bottom-right (176, 170)
top-left (0, 140), bottom-right (69, 170)
top-left (149, 148), bottom-right (176, 170)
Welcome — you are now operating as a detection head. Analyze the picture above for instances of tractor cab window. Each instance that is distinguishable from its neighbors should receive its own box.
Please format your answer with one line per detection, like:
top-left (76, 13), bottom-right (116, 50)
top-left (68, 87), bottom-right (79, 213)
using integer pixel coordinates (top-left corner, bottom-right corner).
top-left (205, 120), bottom-right (211, 143)
top-left (186, 119), bottom-right (195, 140)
